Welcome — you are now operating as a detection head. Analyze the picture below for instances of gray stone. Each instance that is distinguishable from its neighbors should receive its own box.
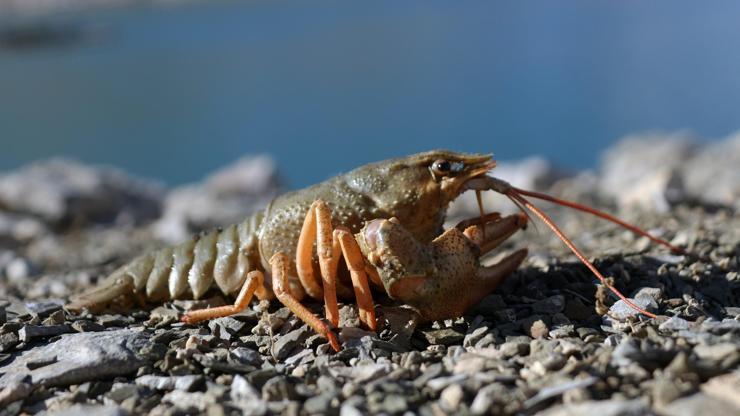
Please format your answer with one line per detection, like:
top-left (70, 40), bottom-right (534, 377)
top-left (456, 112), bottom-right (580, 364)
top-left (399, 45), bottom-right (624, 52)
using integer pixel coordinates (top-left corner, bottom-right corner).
top-left (229, 347), bottom-right (263, 367)
top-left (463, 326), bottom-right (489, 348)
top-left (71, 320), bottom-right (105, 332)
top-left (304, 392), bottom-right (335, 415)
top-left (0, 381), bottom-right (32, 406)
top-left (230, 375), bottom-right (266, 414)
top-left (339, 327), bottom-right (375, 346)
top-left (660, 392), bottom-right (739, 416)
top-left (338, 305), bottom-right (361, 328)
top-left (6, 258), bottom-right (32, 280)
top-left (0, 212), bottom-right (47, 243)
top-left (469, 294), bottom-right (507, 315)
top-left (330, 363), bottom-right (392, 383)
top-left (97, 314), bottom-right (134, 327)
top-left (439, 383), bottom-right (465, 412)
top-left (49, 404), bottom-right (126, 416)
top-left (533, 295), bottom-right (565, 314)
top-left (694, 343), bottom-right (740, 369)
top-left (261, 376), bottom-right (299, 401)
top-left (426, 374), bottom-right (467, 392)
top-left (135, 375), bottom-right (203, 392)
top-left (213, 316), bottom-right (247, 335)
top-left (606, 297), bottom-right (656, 322)
top-left (549, 325), bottom-right (575, 339)
top-left (0, 332), bottom-right (19, 353)
top-left (163, 390), bottom-right (216, 412)
top-left (633, 287), bottom-right (664, 303)
top-left (565, 298), bottom-right (593, 321)
top-left (24, 301), bottom-right (63, 318)
top-left (340, 401), bottom-right (365, 416)
top-left (537, 398), bottom-right (650, 416)
top-left (470, 383), bottom-right (502, 415)
top-left (499, 340), bottom-right (530, 358)
top-left (423, 328), bottom-right (464, 346)
top-left (658, 316), bottom-right (690, 332)
top-left (18, 324), bottom-right (71, 342)
top-left (0, 329), bottom-right (150, 389)
top-left (271, 326), bottom-right (310, 360)
top-left (380, 394), bottom-right (408, 414)
top-left (149, 306), bottom-right (179, 324)
top-left (43, 310), bottom-right (66, 326)
top-left (104, 383), bottom-right (138, 403)
top-left (523, 377), bottom-right (598, 409)
top-left (701, 371), bottom-right (740, 408)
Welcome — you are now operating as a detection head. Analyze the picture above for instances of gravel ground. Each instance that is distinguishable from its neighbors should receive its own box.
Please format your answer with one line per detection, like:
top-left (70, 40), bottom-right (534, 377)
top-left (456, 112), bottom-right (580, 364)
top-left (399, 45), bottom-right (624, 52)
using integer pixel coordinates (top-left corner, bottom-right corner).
top-left (0, 136), bottom-right (738, 415)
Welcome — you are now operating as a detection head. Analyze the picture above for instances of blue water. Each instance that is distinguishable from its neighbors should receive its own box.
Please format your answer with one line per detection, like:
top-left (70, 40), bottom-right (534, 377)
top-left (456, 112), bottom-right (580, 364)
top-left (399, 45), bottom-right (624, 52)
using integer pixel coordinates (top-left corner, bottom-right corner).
top-left (1, 0), bottom-right (739, 188)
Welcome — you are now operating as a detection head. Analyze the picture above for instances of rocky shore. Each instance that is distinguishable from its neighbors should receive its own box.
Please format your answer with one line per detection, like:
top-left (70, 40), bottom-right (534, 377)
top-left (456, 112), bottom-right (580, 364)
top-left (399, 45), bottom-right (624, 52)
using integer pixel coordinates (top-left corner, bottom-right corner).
top-left (0, 133), bottom-right (738, 415)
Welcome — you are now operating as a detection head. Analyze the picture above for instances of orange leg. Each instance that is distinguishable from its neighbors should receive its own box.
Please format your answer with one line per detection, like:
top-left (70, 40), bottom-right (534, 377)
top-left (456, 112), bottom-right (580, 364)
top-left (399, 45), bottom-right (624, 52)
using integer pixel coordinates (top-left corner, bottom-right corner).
top-left (271, 252), bottom-right (340, 352)
top-left (295, 201), bottom-right (324, 299)
top-left (314, 201), bottom-right (340, 328)
top-left (334, 227), bottom-right (377, 331)
top-left (296, 200), bottom-right (352, 328)
top-left (294, 200), bottom-right (377, 331)
top-left (181, 270), bottom-right (264, 324)
top-left (295, 201), bottom-right (341, 327)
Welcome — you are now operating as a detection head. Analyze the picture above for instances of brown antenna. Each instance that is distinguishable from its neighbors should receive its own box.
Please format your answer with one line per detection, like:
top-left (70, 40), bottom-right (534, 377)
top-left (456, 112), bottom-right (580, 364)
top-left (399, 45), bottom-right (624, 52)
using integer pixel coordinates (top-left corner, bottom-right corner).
top-left (511, 187), bottom-right (688, 255)
top-left (506, 189), bottom-right (658, 319)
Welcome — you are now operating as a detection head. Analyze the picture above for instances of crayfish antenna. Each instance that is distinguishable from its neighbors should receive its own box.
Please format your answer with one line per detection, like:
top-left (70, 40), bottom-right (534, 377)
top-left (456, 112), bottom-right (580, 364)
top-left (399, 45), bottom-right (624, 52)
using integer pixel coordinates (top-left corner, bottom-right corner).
top-left (510, 187), bottom-right (688, 256)
top-left (507, 190), bottom-right (658, 319)
top-left (475, 190), bottom-right (486, 237)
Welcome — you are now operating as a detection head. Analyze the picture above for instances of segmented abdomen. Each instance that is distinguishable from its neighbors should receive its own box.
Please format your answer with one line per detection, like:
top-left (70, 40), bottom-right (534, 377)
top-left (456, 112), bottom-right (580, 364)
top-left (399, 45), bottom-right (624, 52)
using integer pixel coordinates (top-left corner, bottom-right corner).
top-left (112, 213), bottom-right (262, 301)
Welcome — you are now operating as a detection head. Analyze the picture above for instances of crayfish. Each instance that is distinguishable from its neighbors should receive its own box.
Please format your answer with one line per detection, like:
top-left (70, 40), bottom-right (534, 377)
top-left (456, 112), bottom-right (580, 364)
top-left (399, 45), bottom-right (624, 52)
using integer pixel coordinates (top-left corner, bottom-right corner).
top-left (68, 151), bottom-right (686, 351)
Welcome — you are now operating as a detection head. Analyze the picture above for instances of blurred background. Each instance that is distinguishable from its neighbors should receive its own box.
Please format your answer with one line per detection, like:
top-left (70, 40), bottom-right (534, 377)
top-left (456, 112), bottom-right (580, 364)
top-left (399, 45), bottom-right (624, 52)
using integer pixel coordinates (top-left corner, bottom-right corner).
top-left (1, 0), bottom-right (739, 188)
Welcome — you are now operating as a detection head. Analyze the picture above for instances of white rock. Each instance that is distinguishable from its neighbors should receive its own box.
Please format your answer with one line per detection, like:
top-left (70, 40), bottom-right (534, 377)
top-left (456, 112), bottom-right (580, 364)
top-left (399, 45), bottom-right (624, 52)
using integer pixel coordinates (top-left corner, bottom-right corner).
top-left (598, 132), bottom-right (696, 212)
top-left (5, 257), bottom-right (31, 281)
top-left (682, 131), bottom-right (740, 209)
top-left (0, 159), bottom-right (163, 225)
top-left (439, 383), bottom-right (464, 412)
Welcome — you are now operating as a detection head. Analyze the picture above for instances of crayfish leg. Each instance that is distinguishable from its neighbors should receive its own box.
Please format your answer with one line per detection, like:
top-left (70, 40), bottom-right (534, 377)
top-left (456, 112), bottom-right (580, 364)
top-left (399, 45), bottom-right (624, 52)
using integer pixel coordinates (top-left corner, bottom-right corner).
top-left (270, 252), bottom-right (341, 352)
top-left (334, 227), bottom-right (377, 331)
top-left (296, 200), bottom-right (375, 331)
top-left (181, 270), bottom-right (264, 324)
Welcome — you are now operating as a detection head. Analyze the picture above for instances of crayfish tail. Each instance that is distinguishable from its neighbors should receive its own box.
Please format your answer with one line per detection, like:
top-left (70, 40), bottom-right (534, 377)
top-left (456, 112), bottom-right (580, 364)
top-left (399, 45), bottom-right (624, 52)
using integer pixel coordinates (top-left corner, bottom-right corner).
top-left (66, 274), bottom-right (136, 313)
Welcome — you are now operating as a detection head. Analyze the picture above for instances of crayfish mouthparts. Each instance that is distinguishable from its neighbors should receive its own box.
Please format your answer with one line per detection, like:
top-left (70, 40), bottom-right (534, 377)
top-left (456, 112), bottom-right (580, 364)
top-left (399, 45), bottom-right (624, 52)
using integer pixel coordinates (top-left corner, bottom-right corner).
top-left (463, 175), bottom-right (513, 195)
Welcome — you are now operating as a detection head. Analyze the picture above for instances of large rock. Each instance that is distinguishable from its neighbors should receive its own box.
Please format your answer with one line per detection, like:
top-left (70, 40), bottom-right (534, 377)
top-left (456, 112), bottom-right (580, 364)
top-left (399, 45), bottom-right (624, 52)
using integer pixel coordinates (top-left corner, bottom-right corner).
top-left (598, 131), bottom-right (740, 211)
top-left (682, 131), bottom-right (740, 210)
top-left (0, 159), bottom-right (163, 226)
top-left (153, 155), bottom-right (280, 243)
top-left (0, 329), bottom-right (151, 391)
top-left (598, 132), bottom-right (696, 212)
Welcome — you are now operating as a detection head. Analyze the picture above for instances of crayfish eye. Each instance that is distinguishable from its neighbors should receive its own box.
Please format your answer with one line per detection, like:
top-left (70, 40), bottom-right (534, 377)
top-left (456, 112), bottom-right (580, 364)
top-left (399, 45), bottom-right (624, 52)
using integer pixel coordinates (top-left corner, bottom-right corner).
top-left (431, 159), bottom-right (452, 176)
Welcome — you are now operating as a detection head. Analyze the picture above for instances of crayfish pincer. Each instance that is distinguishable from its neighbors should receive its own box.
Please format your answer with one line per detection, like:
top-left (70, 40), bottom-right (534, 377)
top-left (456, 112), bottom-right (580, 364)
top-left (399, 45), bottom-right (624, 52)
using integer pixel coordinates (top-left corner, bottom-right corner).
top-left (67, 150), bottom-right (687, 352)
